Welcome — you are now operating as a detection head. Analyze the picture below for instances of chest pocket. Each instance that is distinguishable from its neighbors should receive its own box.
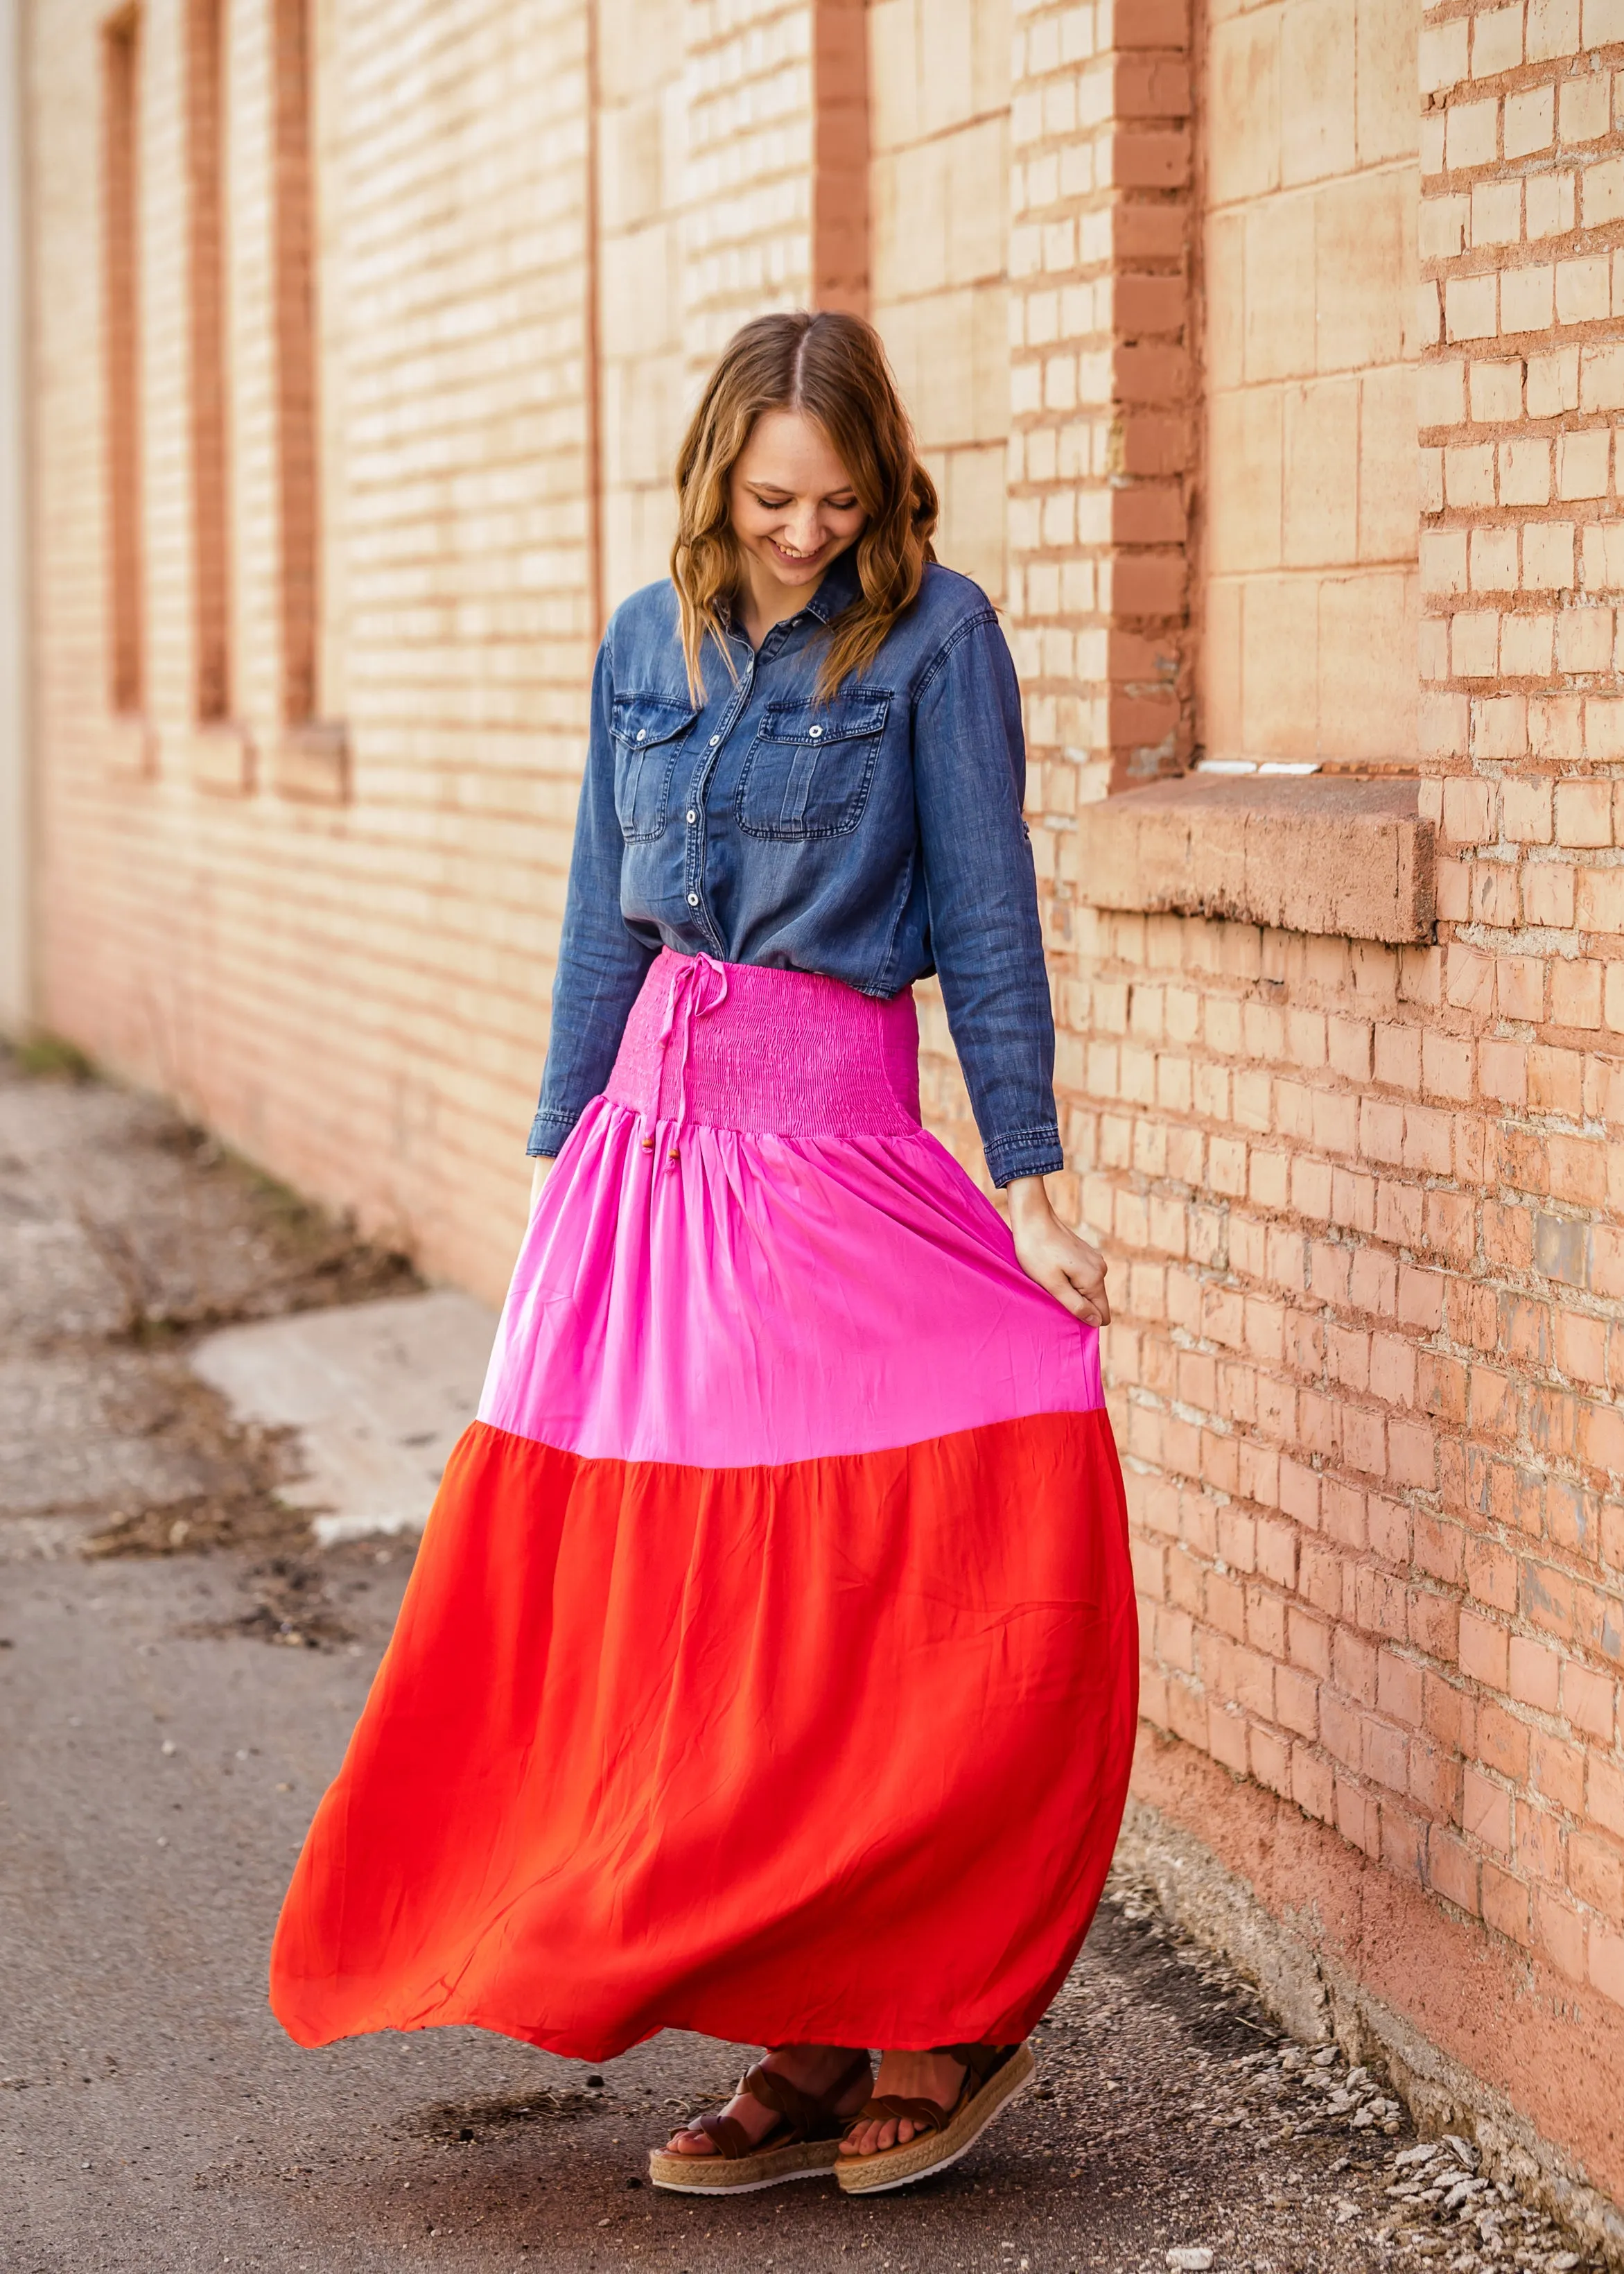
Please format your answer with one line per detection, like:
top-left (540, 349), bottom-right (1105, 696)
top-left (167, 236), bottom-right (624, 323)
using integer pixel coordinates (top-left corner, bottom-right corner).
top-left (610, 694), bottom-right (696, 841)
top-left (735, 691), bottom-right (891, 841)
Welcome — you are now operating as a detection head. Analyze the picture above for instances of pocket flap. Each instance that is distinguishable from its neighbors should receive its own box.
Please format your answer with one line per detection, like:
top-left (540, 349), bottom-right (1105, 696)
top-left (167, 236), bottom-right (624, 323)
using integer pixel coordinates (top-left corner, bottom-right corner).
top-left (611, 694), bottom-right (697, 748)
top-left (757, 693), bottom-right (891, 745)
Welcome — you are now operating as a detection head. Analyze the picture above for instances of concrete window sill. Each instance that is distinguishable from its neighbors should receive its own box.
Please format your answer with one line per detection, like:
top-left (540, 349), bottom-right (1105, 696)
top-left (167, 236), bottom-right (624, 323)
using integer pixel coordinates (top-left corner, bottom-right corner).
top-left (274, 720), bottom-right (351, 805)
top-left (188, 721), bottom-right (257, 797)
top-left (1076, 774), bottom-right (1436, 946)
top-left (104, 714), bottom-right (158, 781)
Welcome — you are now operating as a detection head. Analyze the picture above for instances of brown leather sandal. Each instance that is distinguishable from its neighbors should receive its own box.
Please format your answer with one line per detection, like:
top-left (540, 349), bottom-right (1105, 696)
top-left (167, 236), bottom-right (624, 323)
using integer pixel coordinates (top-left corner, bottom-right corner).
top-left (647, 2049), bottom-right (873, 2195)
top-left (834, 2041), bottom-right (1036, 2194)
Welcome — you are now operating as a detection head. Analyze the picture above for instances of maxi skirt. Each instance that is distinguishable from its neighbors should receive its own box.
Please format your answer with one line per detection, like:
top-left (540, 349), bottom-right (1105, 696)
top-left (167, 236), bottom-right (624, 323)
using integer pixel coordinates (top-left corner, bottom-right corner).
top-left (270, 950), bottom-right (1138, 2060)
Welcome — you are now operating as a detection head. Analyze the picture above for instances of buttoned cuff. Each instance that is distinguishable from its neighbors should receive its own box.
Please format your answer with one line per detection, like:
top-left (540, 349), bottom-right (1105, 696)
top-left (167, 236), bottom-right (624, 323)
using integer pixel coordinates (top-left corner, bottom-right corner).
top-left (526, 1106), bottom-right (578, 1158)
top-left (984, 1125), bottom-right (1065, 1189)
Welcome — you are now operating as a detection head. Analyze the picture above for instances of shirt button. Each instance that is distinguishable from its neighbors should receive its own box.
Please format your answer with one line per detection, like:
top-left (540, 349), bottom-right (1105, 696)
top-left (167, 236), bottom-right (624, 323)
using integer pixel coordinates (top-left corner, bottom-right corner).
top-left (636, 728), bottom-right (647, 741)
top-left (709, 734), bottom-right (719, 745)
top-left (687, 892), bottom-right (699, 906)
top-left (686, 809), bottom-right (697, 824)
top-left (808, 724), bottom-right (823, 738)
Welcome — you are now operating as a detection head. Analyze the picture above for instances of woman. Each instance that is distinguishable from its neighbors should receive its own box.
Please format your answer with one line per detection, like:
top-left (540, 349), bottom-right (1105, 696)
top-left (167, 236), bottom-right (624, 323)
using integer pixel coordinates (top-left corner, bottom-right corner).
top-left (270, 311), bottom-right (1137, 2201)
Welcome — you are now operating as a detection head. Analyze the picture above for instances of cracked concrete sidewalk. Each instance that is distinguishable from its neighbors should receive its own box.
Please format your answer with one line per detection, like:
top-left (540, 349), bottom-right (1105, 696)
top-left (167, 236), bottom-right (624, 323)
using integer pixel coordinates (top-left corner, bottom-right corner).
top-left (0, 1050), bottom-right (1604, 2274)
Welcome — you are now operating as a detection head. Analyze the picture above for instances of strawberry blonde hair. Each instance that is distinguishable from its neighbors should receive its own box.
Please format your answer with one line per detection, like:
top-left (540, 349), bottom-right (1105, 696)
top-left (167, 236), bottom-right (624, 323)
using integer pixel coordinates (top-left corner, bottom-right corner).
top-left (671, 311), bottom-right (938, 704)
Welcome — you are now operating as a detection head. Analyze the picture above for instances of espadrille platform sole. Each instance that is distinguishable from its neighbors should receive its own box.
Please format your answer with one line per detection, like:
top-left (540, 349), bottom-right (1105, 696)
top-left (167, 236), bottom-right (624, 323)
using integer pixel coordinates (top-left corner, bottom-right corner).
top-left (647, 2135), bottom-right (844, 2195)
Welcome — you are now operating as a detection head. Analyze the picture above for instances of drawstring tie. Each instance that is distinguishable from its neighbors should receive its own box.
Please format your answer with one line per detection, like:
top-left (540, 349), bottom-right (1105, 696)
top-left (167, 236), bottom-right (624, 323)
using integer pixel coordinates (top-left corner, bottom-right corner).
top-left (649, 952), bottom-right (728, 1163)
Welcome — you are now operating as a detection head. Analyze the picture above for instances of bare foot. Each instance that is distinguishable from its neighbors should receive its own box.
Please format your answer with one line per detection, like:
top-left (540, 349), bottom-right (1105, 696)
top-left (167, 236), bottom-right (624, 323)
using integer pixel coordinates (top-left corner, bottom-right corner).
top-left (837, 2049), bottom-right (966, 2157)
top-left (665, 2043), bottom-right (871, 2158)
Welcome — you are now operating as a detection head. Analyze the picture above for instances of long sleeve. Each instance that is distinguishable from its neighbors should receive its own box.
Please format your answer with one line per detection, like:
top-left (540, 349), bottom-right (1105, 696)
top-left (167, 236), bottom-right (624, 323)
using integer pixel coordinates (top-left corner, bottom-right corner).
top-left (911, 611), bottom-right (1064, 1188)
top-left (527, 635), bottom-right (658, 1156)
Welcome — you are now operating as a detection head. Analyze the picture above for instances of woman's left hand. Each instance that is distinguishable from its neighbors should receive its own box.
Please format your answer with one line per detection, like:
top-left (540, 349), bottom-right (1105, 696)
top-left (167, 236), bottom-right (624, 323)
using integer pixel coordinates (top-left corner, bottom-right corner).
top-left (1005, 1176), bottom-right (1110, 1328)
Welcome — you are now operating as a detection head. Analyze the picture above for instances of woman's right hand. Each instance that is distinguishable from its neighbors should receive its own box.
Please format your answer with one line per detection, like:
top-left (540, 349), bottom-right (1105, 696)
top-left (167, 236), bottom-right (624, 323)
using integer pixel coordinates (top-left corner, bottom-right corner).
top-left (529, 1155), bottom-right (555, 1216)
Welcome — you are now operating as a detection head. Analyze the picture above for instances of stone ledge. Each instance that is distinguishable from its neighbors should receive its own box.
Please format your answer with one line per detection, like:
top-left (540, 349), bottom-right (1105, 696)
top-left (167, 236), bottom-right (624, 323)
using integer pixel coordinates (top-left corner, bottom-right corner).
top-left (1078, 773), bottom-right (1436, 945)
top-left (274, 720), bottom-right (351, 805)
top-left (186, 721), bottom-right (256, 797)
top-left (103, 714), bottom-right (157, 781)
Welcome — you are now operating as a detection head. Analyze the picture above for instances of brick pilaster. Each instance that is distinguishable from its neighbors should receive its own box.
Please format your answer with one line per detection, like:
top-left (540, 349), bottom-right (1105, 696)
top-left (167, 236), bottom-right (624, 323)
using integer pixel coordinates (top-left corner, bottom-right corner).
top-left (810, 0), bottom-right (867, 315)
top-left (1006, 0), bottom-right (1193, 864)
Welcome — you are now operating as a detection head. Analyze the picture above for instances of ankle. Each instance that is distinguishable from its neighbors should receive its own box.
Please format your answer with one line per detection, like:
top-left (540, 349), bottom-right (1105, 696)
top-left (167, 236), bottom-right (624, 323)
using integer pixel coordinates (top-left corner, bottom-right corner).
top-left (770, 2042), bottom-right (864, 2076)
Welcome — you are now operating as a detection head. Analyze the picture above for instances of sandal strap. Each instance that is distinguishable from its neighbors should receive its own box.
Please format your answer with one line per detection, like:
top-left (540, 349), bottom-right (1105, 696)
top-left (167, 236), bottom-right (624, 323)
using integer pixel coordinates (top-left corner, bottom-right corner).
top-left (740, 2063), bottom-right (819, 2140)
top-left (742, 2050), bottom-right (873, 2142)
top-left (685, 2050), bottom-right (873, 2162)
top-left (692, 2108), bottom-right (771, 2161)
top-left (841, 2045), bottom-right (1024, 2149)
top-left (853, 2091), bottom-right (955, 2135)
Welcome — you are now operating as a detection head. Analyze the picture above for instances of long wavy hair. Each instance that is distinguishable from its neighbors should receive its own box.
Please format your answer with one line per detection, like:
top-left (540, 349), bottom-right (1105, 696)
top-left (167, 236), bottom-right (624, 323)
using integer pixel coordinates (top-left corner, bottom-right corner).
top-left (671, 311), bottom-right (938, 704)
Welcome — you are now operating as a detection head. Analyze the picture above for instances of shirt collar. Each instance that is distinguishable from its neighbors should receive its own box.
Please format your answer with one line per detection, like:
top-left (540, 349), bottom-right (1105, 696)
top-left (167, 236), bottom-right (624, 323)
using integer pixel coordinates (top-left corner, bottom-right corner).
top-left (803, 546), bottom-right (862, 625)
top-left (716, 544), bottom-right (862, 642)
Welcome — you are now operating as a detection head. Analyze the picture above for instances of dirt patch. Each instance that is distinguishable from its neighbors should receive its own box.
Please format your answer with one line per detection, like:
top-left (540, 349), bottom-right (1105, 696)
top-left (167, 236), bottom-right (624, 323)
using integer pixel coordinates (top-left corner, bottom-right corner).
top-left (1, 1052), bottom-right (426, 1663)
top-left (62, 1124), bottom-right (417, 1346)
top-left (1, 1040), bottom-right (417, 1358)
top-left (74, 1353), bottom-right (306, 1558)
top-left (180, 1553), bottom-right (361, 1650)
top-left (409, 2088), bottom-right (597, 2144)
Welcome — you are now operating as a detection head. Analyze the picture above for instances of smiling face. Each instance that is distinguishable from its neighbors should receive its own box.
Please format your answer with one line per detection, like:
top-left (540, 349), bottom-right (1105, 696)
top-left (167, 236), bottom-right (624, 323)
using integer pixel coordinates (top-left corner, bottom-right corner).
top-left (728, 408), bottom-right (867, 599)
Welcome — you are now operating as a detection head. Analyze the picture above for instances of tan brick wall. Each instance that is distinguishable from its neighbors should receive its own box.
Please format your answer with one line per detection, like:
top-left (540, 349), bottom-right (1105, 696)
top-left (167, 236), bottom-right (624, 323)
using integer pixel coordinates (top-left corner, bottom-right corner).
top-left (28, 0), bottom-right (600, 1299)
top-left (681, 0), bottom-right (816, 367)
top-left (868, 0), bottom-right (1010, 603)
top-left (311, 0), bottom-right (349, 721)
top-left (1201, 0), bottom-right (1422, 769)
top-left (1006, 0), bottom-right (1198, 1227)
top-left (1008, 0), bottom-right (1194, 822)
top-left (1406, 0), bottom-right (1624, 2008)
top-left (599, 0), bottom-right (870, 608)
top-left (866, 0), bottom-right (1012, 1154)
top-left (596, 0), bottom-right (686, 607)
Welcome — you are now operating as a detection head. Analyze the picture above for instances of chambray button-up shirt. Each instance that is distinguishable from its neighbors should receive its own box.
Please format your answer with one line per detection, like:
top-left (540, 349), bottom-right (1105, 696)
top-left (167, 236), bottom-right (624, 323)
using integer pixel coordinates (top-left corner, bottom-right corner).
top-left (528, 551), bottom-right (1065, 1188)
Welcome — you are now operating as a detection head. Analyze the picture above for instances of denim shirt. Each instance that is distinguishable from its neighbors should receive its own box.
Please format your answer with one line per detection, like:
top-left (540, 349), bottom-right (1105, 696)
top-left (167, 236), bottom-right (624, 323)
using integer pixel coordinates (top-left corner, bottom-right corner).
top-left (528, 551), bottom-right (1065, 1187)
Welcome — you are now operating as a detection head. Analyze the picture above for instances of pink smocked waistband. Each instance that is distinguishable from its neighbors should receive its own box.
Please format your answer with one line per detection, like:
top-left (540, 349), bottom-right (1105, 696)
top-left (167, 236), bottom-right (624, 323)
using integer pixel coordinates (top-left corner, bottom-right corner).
top-left (603, 950), bottom-right (921, 1138)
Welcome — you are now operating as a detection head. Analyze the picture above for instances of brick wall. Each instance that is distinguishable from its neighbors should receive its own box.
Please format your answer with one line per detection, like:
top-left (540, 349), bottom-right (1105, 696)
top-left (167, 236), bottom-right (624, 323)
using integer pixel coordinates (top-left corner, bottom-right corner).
top-left (1003, 0), bottom-right (1201, 1274)
top-left (866, 0), bottom-right (1013, 1151)
top-left (681, 0), bottom-right (817, 368)
top-left (28, 0), bottom-right (602, 1285)
top-left (1413, 0), bottom-right (1624, 1998)
top-left (596, 0), bottom-right (686, 608)
top-left (1007, 0), bottom-right (1194, 810)
top-left (1067, 0), bottom-right (1624, 2213)
top-left (17, 0), bottom-right (1624, 2219)
top-left (867, 0), bottom-right (1010, 603)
